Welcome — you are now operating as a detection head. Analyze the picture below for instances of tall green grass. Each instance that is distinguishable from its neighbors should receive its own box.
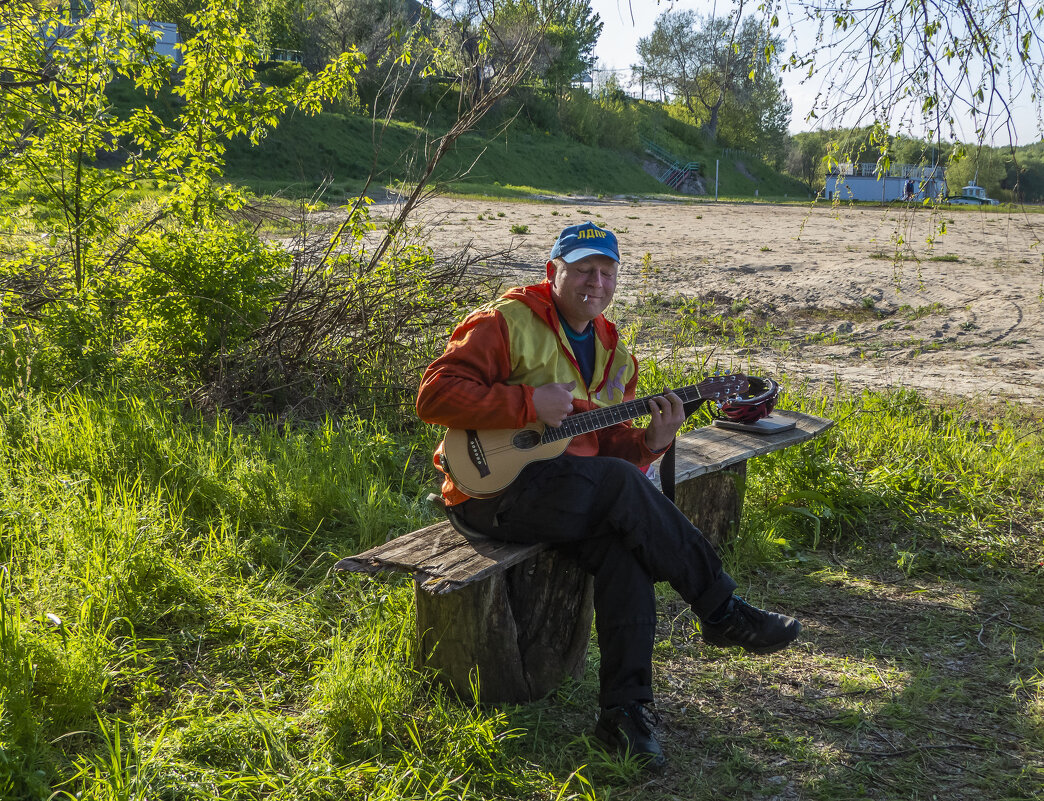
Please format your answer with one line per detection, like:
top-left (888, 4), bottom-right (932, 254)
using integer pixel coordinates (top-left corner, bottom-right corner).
top-left (740, 386), bottom-right (1044, 573)
top-left (0, 388), bottom-right (606, 800)
top-left (630, 333), bottom-right (1043, 573)
top-left (2, 376), bottom-right (1041, 799)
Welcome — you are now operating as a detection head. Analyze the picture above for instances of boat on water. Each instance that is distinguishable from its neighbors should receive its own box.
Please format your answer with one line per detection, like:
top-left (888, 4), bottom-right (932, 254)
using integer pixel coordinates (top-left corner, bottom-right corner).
top-left (947, 182), bottom-right (1000, 205)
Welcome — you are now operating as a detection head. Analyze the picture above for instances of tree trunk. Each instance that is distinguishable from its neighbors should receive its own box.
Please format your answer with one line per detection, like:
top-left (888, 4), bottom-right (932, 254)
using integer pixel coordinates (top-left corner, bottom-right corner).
top-left (415, 549), bottom-right (594, 704)
top-left (672, 461), bottom-right (747, 549)
top-left (705, 99), bottom-right (723, 142)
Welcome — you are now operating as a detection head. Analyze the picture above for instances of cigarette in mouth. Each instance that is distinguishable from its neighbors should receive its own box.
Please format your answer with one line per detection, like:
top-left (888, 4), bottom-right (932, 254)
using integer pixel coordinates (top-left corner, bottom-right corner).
top-left (583, 294), bottom-right (589, 302)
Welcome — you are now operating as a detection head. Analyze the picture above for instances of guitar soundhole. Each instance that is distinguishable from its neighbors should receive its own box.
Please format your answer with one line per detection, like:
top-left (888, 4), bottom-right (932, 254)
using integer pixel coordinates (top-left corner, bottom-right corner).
top-left (512, 429), bottom-right (542, 450)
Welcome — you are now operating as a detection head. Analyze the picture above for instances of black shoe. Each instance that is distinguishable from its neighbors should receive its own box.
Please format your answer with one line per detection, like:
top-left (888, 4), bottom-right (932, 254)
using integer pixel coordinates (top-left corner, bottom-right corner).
top-left (594, 703), bottom-right (666, 770)
top-left (700, 596), bottom-right (801, 654)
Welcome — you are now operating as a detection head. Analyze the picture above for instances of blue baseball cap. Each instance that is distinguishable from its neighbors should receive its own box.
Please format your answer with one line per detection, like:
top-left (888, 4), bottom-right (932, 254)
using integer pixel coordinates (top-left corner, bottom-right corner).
top-left (549, 222), bottom-right (620, 264)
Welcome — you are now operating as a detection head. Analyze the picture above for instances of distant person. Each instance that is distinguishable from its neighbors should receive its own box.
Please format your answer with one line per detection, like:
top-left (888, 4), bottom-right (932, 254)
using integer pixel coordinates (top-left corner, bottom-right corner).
top-left (415, 221), bottom-right (802, 770)
top-left (904, 178), bottom-right (916, 201)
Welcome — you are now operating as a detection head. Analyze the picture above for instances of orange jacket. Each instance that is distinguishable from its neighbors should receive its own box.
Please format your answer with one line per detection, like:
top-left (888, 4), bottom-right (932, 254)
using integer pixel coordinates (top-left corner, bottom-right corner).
top-left (416, 281), bottom-right (660, 505)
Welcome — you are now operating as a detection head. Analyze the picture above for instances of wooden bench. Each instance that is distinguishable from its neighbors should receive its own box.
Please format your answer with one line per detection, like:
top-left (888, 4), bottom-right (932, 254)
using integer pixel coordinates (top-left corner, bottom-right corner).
top-left (335, 409), bottom-right (833, 703)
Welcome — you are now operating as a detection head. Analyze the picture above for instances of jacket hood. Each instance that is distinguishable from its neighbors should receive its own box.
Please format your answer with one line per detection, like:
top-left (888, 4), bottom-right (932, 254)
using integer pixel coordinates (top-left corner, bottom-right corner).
top-left (502, 281), bottom-right (619, 351)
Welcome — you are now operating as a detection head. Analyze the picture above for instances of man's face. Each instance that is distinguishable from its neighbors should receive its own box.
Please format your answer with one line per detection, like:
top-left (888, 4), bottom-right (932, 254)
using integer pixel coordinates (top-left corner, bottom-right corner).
top-left (547, 254), bottom-right (619, 329)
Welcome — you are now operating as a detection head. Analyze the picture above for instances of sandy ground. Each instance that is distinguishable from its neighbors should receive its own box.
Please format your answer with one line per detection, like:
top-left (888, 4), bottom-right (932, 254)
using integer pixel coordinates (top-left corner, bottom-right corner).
top-left (382, 195), bottom-right (1043, 404)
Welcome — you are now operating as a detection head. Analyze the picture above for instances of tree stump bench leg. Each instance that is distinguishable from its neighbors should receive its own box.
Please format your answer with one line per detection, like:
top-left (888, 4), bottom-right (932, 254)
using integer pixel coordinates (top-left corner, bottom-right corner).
top-left (672, 461), bottom-right (747, 550)
top-left (415, 549), bottom-right (594, 704)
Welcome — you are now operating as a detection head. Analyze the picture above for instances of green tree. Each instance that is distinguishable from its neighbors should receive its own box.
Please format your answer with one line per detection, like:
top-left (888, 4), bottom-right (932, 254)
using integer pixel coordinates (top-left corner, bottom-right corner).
top-left (537, 0), bottom-right (602, 94)
top-left (944, 145), bottom-right (1008, 199)
top-left (786, 131), bottom-right (831, 193)
top-left (2, 0), bottom-right (543, 401)
top-left (438, 0), bottom-right (559, 108)
top-left (717, 50), bottom-right (791, 165)
top-left (0, 0), bottom-right (361, 291)
top-left (246, 0), bottom-right (305, 54)
top-left (293, 0), bottom-right (421, 70)
top-left (477, 0), bottom-right (601, 94)
top-left (152, 0), bottom-right (299, 48)
top-left (636, 3), bottom-right (787, 143)
top-left (1004, 144), bottom-right (1044, 201)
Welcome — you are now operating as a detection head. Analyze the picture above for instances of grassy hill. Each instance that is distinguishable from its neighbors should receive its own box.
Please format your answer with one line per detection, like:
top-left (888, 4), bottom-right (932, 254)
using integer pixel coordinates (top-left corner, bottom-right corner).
top-left (109, 75), bottom-right (809, 202)
top-left (219, 92), bottom-right (809, 202)
top-left (223, 111), bottom-right (671, 199)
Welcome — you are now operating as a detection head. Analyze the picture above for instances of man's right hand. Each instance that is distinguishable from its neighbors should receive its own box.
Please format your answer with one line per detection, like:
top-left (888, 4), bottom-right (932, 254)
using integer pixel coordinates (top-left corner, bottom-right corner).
top-left (532, 380), bottom-right (577, 427)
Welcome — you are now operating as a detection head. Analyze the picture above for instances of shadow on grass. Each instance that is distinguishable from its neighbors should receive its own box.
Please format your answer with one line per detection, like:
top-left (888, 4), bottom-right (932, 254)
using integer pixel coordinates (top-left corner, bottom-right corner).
top-left (496, 556), bottom-right (1043, 801)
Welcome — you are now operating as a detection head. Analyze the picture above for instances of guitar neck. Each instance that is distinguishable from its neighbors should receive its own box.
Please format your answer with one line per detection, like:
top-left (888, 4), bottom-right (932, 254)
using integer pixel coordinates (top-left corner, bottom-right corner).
top-left (542, 382), bottom-right (709, 444)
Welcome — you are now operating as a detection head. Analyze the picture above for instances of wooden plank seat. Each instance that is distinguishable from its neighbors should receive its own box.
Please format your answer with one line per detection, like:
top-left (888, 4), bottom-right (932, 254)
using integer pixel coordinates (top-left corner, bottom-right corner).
top-left (335, 409), bottom-right (832, 591)
top-left (334, 409), bottom-right (833, 702)
top-left (334, 518), bottom-right (544, 595)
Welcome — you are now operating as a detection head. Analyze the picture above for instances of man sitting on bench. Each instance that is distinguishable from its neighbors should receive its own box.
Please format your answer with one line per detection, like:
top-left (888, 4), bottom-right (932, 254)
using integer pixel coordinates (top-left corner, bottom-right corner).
top-left (415, 221), bottom-right (801, 770)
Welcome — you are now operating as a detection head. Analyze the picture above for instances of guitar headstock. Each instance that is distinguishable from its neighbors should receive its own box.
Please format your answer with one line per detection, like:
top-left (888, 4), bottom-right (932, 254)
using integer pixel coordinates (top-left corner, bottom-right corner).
top-left (698, 372), bottom-right (749, 402)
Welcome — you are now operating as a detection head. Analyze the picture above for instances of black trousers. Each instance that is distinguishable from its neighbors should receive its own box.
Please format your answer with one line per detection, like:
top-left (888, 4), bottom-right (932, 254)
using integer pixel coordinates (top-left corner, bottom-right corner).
top-left (455, 453), bottom-right (738, 708)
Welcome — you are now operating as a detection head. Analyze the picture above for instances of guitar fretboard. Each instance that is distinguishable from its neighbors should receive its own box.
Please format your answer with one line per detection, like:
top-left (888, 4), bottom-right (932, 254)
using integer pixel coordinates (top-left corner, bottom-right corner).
top-left (540, 379), bottom-right (735, 444)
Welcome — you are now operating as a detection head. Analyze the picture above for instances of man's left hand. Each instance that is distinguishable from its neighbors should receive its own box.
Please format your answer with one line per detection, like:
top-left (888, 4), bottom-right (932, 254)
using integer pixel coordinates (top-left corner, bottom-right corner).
top-left (644, 390), bottom-right (685, 452)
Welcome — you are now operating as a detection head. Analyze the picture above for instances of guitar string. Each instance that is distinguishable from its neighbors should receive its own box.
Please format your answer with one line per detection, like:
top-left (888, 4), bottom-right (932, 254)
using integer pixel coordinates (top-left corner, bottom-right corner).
top-left (454, 379), bottom-right (744, 460)
top-left (460, 399), bottom-right (685, 459)
top-left (541, 381), bottom-right (736, 443)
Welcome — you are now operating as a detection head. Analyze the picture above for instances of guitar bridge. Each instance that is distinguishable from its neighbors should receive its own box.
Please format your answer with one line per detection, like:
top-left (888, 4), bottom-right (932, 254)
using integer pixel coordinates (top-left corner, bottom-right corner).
top-left (464, 430), bottom-right (491, 478)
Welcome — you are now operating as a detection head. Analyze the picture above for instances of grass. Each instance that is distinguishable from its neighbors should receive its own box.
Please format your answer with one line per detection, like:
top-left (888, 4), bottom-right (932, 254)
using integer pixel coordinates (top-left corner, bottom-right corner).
top-left (222, 108), bottom-right (672, 201)
top-left (8, 60), bottom-right (1041, 801)
top-left (211, 87), bottom-right (810, 203)
top-left (1, 363), bottom-right (1042, 799)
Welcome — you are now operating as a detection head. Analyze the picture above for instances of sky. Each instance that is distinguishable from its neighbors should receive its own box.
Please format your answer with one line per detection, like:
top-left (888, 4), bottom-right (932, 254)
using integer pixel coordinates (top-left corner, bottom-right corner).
top-left (586, 0), bottom-right (1041, 147)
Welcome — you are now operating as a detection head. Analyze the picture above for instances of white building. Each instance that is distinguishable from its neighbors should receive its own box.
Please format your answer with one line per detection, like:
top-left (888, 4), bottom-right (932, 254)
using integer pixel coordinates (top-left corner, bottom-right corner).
top-left (44, 1), bottom-right (182, 65)
top-left (150, 21), bottom-right (181, 62)
top-left (825, 162), bottom-right (947, 203)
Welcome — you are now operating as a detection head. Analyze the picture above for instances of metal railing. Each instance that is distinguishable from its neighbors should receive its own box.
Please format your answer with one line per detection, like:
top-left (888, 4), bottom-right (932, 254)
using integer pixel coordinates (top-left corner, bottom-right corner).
top-left (830, 162), bottom-right (944, 179)
top-left (642, 139), bottom-right (677, 165)
top-left (641, 138), bottom-right (700, 189)
top-left (660, 161), bottom-right (701, 188)
top-left (259, 47), bottom-right (303, 64)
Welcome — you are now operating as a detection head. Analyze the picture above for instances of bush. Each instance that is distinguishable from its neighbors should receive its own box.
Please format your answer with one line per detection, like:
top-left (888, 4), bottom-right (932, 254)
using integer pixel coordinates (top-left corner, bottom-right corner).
top-left (257, 62), bottom-right (308, 87)
top-left (660, 102), bottom-right (709, 151)
top-left (557, 89), bottom-right (641, 152)
top-left (505, 87), bottom-right (561, 134)
top-left (118, 225), bottom-right (288, 387)
top-left (1, 225), bottom-right (288, 394)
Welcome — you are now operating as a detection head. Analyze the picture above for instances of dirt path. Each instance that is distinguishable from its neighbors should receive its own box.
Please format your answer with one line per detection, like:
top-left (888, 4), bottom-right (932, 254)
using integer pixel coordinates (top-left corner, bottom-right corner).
top-left (387, 196), bottom-right (1043, 402)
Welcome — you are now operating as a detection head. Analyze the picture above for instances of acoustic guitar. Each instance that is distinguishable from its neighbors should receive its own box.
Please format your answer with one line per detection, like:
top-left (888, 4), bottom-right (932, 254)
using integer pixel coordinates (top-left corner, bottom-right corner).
top-left (440, 373), bottom-right (748, 498)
